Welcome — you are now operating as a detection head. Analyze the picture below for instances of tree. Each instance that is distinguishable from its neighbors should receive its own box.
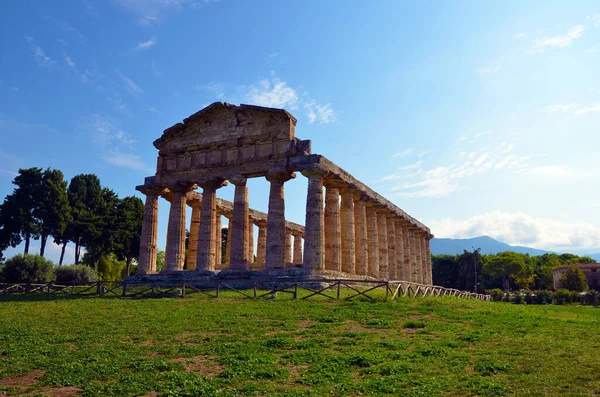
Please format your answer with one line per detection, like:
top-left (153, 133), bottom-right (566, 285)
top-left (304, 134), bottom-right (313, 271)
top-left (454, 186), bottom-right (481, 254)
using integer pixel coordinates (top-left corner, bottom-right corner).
top-left (483, 251), bottom-right (527, 291)
top-left (432, 254), bottom-right (461, 289)
top-left (114, 196), bottom-right (144, 276)
top-left (35, 168), bottom-right (70, 257)
top-left (0, 194), bottom-right (25, 259)
top-left (156, 250), bottom-right (165, 272)
top-left (83, 188), bottom-right (119, 270)
top-left (0, 254), bottom-right (55, 283)
top-left (560, 265), bottom-right (589, 292)
top-left (65, 174), bottom-right (103, 264)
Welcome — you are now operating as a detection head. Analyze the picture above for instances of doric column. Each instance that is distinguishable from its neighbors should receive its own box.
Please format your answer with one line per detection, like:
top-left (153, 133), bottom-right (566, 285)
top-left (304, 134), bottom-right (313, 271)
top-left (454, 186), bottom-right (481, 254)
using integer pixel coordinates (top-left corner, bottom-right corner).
top-left (353, 195), bottom-right (368, 275)
top-left (402, 223), bottom-right (412, 282)
top-left (420, 234), bottom-right (428, 284)
top-left (256, 220), bottom-right (267, 266)
top-left (196, 179), bottom-right (226, 270)
top-left (340, 188), bottom-right (355, 274)
top-left (215, 213), bottom-right (222, 267)
top-left (377, 210), bottom-right (389, 279)
top-left (426, 237), bottom-right (433, 285)
top-left (136, 189), bottom-right (161, 275)
top-left (366, 203), bottom-right (379, 278)
top-left (284, 228), bottom-right (293, 264)
top-left (166, 186), bottom-right (192, 271)
top-left (186, 199), bottom-right (201, 270)
top-left (229, 176), bottom-right (249, 270)
top-left (225, 216), bottom-right (232, 264)
top-left (248, 221), bottom-right (254, 264)
top-left (302, 169), bottom-right (326, 270)
top-left (293, 232), bottom-right (303, 264)
top-left (324, 182), bottom-right (341, 271)
top-left (394, 220), bottom-right (404, 280)
top-left (412, 229), bottom-right (421, 283)
top-left (386, 215), bottom-right (396, 280)
top-left (265, 170), bottom-right (294, 270)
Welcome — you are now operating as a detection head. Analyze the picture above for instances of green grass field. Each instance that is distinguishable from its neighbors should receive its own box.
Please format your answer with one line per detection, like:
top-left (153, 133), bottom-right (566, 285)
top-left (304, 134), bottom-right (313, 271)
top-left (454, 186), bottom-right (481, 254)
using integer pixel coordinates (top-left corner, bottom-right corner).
top-left (0, 294), bottom-right (599, 397)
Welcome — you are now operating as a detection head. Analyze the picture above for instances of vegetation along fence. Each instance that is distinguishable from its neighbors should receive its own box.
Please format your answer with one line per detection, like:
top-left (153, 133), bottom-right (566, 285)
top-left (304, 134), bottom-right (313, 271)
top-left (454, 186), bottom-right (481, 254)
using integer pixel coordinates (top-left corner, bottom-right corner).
top-left (0, 279), bottom-right (490, 301)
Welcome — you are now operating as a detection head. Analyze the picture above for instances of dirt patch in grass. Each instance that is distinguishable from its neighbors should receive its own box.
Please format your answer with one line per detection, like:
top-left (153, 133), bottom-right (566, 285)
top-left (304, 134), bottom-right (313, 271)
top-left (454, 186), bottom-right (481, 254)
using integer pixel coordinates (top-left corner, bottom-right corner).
top-left (341, 321), bottom-right (379, 333)
top-left (172, 356), bottom-right (224, 377)
top-left (296, 320), bottom-right (317, 329)
top-left (0, 370), bottom-right (45, 387)
top-left (142, 352), bottom-right (160, 359)
top-left (42, 386), bottom-right (81, 397)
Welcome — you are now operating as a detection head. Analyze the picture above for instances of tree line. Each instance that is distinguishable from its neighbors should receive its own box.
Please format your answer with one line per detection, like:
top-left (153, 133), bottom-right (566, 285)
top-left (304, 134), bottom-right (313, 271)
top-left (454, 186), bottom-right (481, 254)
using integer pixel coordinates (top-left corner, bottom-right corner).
top-left (433, 250), bottom-right (595, 292)
top-left (0, 168), bottom-right (144, 275)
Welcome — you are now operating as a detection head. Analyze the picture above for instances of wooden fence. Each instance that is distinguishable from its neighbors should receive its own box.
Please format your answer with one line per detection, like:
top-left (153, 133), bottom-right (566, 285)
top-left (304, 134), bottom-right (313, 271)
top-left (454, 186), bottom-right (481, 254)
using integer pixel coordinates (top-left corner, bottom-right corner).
top-left (0, 279), bottom-right (490, 301)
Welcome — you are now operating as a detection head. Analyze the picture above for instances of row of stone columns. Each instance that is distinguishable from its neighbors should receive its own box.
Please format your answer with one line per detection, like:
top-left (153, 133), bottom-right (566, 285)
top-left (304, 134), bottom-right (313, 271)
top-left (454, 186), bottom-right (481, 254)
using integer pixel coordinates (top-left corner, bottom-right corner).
top-left (300, 171), bottom-right (432, 283)
top-left (137, 170), bottom-right (431, 283)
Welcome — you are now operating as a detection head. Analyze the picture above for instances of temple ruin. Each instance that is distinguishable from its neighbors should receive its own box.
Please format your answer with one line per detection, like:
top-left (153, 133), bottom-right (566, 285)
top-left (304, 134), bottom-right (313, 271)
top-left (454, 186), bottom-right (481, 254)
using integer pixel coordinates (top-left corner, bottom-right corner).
top-left (135, 102), bottom-right (433, 283)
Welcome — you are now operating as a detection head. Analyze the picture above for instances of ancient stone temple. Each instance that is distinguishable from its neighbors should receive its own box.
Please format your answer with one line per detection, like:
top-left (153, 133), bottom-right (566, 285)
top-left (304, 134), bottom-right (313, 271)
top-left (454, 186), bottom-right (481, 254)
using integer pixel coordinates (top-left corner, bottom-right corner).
top-left (135, 102), bottom-right (434, 283)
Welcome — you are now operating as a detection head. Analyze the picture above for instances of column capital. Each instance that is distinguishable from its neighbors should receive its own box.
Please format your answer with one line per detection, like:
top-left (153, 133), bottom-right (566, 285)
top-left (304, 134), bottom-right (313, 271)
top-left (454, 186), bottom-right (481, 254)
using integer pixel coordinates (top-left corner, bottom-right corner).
top-left (169, 182), bottom-right (196, 193)
top-left (323, 177), bottom-right (346, 189)
top-left (198, 178), bottom-right (228, 191)
top-left (266, 170), bottom-right (295, 183)
top-left (255, 219), bottom-right (268, 228)
top-left (138, 186), bottom-right (165, 197)
top-left (229, 174), bottom-right (247, 186)
top-left (187, 197), bottom-right (202, 208)
top-left (300, 168), bottom-right (328, 180)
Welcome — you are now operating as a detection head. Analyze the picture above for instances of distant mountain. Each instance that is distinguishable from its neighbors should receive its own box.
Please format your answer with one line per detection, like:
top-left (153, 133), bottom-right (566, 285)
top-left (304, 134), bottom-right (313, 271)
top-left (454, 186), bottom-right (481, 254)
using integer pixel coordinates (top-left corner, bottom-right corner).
top-left (430, 236), bottom-right (553, 256)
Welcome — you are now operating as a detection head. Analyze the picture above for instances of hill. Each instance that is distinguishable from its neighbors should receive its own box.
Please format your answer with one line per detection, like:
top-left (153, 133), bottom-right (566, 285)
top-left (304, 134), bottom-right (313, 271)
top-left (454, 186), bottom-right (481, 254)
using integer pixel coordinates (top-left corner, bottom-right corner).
top-left (431, 235), bottom-right (553, 256)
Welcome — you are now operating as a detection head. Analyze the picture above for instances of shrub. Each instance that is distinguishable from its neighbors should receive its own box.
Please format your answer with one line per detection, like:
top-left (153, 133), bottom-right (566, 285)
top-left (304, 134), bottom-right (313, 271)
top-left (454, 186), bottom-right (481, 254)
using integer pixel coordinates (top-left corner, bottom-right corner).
top-left (489, 288), bottom-right (504, 302)
top-left (583, 290), bottom-right (600, 306)
top-left (554, 289), bottom-right (572, 305)
top-left (524, 290), bottom-right (534, 304)
top-left (511, 293), bottom-right (524, 304)
top-left (533, 290), bottom-right (553, 305)
top-left (55, 265), bottom-right (99, 284)
top-left (97, 253), bottom-right (127, 281)
top-left (570, 291), bottom-right (583, 304)
top-left (560, 265), bottom-right (589, 292)
top-left (0, 254), bottom-right (55, 283)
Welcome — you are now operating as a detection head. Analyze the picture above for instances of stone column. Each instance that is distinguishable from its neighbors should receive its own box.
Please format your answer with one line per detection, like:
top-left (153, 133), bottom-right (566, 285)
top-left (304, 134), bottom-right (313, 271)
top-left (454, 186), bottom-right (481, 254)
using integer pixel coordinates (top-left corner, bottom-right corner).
top-left (196, 179), bottom-right (226, 270)
top-left (386, 216), bottom-right (396, 280)
top-left (229, 176), bottom-right (249, 270)
top-left (394, 220), bottom-right (404, 280)
top-left (293, 232), bottom-right (303, 264)
top-left (324, 183), bottom-right (341, 272)
top-left (377, 210), bottom-right (389, 279)
top-left (265, 171), bottom-right (294, 270)
top-left (284, 228), bottom-right (293, 264)
top-left (366, 203), bottom-right (379, 278)
top-left (302, 169), bottom-right (326, 270)
top-left (402, 223), bottom-right (412, 282)
top-left (340, 188), bottom-right (356, 274)
top-left (421, 234), bottom-right (428, 285)
top-left (425, 237), bottom-right (432, 285)
top-left (166, 186), bottom-right (191, 271)
top-left (186, 200), bottom-right (201, 270)
top-left (136, 190), bottom-right (161, 275)
top-left (412, 230), bottom-right (421, 283)
top-left (256, 220), bottom-right (267, 266)
top-left (225, 216), bottom-right (232, 264)
top-left (353, 195), bottom-right (368, 275)
top-left (215, 213), bottom-right (222, 267)
top-left (248, 221), bottom-right (254, 264)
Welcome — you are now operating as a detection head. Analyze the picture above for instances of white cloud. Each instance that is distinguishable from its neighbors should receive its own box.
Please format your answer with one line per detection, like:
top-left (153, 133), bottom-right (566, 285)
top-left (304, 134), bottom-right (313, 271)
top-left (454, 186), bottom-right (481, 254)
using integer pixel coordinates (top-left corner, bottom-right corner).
top-left (545, 102), bottom-right (600, 115)
top-left (104, 152), bottom-right (153, 172)
top-left (88, 115), bottom-right (135, 147)
top-left (528, 165), bottom-right (585, 178)
top-left (545, 103), bottom-right (578, 112)
top-left (430, 211), bottom-right (600, 251)
top-left (112, 0), bottom-right (195, 24)
top-left (118, 72), bottom-right (143, 97)
top-left (587, 13), bottom-right (600, 26)
top-left (392, 148), bottom-right (413, 158)
top-left (304, 101), bottom-right (336, 124)
top-left (245, 78), bottom-right (298, 109)
top-left (528, 25), bottom-right (585, 54)
top-left (574, 103), bottom-right (600, 115)
top-left (134, 37), bottom-right (156, 50)
top-left (25, 36), bottom-right (57, 67)
top-left (514, 33), bottom-right (526, 39)
top-left (476, 66), bottom-right (501, 74)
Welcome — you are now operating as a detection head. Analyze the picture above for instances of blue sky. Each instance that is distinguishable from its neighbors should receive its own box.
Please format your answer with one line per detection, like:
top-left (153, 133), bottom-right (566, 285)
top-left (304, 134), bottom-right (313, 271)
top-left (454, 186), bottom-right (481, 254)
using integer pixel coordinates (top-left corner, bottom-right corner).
top-left (2, 0), bottom-right (600, 263)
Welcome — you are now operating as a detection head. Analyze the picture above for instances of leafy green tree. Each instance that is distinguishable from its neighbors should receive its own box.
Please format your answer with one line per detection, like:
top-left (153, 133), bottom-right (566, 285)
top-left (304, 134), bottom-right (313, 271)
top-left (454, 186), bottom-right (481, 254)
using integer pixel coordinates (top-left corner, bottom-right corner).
top-left (577, 256), bottom-right (595, 264)
top-left (114, 196), bottom-right (144, 276)
top-left (35, 168), bottom-right (70, 257)
top-left (65, 174), bottom-right (103, 264)
top-left (432, 254), bottom-right (461, 289)
top-left (156, 250), bottom-right (165, 272)
top-left (560, 265), bottom-right (589, 292)
top-left (55, 265), bottom-right (98, 283)
top-left (83, 188), bottom-right (120, 270)
top-left (0, 194), bottom-right (24, 259)
top-left (0, 254), bottom-right (55, 283)
top-left (483, 251), bottom-right (527, 291)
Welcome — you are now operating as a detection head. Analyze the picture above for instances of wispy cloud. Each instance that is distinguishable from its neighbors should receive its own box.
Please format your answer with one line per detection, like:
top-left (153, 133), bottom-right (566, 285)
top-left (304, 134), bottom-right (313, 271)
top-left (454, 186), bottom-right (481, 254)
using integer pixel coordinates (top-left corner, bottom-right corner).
top-left (430, 211), bottom-right (600, 251)
top-left (103, 152), bottom-right (153, 172)
top-left (529, 165), bottom-right (587, 178)
top-left (63, 53), bottom-right (90, 83)
top-left (514, 33), bottom-right (526, 39)
top-left (304, 101), bottom-right (336, 124)
top-left (545, 102), bottom-right (600, 115)
top-left (112, 0), bottom-right (195, 24)
top-left (87, 115), bottom-right (135, 147)
top-left (392, 148), bottom-right (413, 158)
top-left (24, 36), bottom-right (57, 67)
top-left (134, 37), bottom-right (156, 50)
top-left (245, 78), bottom-right (299, 109)
top-left (587, 13), bottom-right (600, 26)
top-left (476, 66), bottom-right (501, 74)
top-left (528, 25), bottom-right (585, 54)
top-left (117, 72), bottom-right (143, 97)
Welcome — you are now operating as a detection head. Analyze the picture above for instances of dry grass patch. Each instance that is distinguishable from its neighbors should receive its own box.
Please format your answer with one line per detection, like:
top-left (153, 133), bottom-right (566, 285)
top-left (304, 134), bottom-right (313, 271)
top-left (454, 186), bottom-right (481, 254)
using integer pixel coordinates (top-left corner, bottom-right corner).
top-left (0, 370), bottom-right (45, 387)
top-left (172, 356), bottom-right (224, 378)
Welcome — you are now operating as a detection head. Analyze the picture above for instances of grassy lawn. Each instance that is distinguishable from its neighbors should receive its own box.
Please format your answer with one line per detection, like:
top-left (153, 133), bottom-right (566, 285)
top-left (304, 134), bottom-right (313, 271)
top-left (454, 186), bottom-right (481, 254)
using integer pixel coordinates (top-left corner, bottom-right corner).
top-left (0, 294), bottom-right (599, 397)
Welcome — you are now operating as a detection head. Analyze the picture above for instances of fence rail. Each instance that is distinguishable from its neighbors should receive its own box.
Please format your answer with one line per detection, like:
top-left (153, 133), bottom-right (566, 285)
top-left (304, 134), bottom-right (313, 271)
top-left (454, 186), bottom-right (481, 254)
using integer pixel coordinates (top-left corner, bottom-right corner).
top-left (0, 279), bottom-right (490, 301)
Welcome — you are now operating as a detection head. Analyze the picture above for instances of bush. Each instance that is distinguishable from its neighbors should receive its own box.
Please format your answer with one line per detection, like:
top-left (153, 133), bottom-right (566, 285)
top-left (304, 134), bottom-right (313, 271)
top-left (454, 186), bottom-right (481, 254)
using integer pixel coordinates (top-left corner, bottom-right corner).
top-left (511, 293), bottom-right (524, 304)
top-left (583, 290), bottom-right (600, 306)
top-left (0, 254), bottom-right (55, 283)
top-left (533, 290), bottom-right (551, 304)
top-left (97, 253), bottom-right (127, 281)
top-left (570, 291), bottom-right (582, 304)
top-left (489, 288), bottom-right (504, 302)
top-left (560, 265), bottom-right (589, 292)
top-left (554, 289), bottom-right (572, 305)
top-left (524, 290), bottom-right (534, 304)
top-left (55, 265), bottom-right (98, 284)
